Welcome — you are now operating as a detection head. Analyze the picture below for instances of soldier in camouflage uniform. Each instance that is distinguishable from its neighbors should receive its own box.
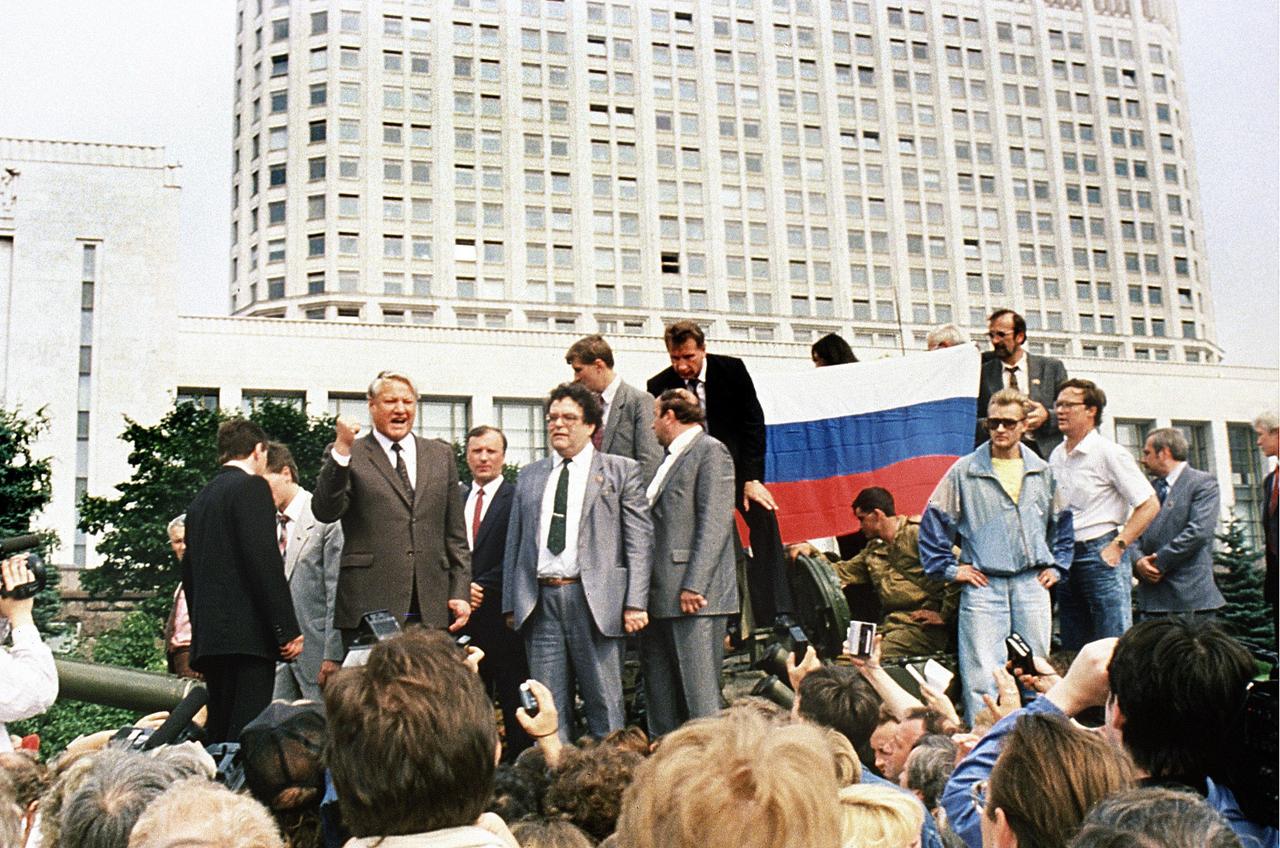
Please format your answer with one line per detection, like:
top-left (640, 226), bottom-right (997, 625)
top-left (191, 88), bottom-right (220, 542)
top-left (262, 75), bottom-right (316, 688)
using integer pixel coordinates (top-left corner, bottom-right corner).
top-left (794, 487), bottom-right (958, 658)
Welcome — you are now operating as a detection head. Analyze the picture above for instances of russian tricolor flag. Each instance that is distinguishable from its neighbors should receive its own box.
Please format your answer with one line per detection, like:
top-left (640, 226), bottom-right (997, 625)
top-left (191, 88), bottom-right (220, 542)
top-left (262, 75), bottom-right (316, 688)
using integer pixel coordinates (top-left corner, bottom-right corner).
top-left (753, 344), bottom-right (979, 544)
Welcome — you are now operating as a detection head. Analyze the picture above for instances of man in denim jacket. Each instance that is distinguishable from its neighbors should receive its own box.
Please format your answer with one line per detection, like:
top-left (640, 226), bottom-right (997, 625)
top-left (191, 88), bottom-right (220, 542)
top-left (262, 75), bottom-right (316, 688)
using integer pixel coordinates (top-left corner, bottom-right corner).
top-left (919, 388), bottom-right (1074, 721)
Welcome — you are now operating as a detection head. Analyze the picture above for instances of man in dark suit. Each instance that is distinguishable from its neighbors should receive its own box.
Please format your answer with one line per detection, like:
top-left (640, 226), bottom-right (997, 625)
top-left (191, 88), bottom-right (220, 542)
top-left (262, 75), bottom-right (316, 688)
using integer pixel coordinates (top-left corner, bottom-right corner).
top-left (643, 389), bottom-right (738, 737)
top-left (1134, 427), bottom-right (1224, 618)
top-left (183, 420), bottom-right (302, 742)
top-left (312, 371), bottom-right (471, 676)
top-left (459, 425), bottom-right (532, 760)
top-left (263, 442), bottom-right (343, 702)
top-left (976, 309), bottom-right (1068, 458)
top-left (502, 382), bottom-right (653, 741)
top-left (566, 334), bottom-right (663, 482)
top-left (646, 320), bottom-right (793, 626)
top-left (1256, 411), bottom-right (1278, 615)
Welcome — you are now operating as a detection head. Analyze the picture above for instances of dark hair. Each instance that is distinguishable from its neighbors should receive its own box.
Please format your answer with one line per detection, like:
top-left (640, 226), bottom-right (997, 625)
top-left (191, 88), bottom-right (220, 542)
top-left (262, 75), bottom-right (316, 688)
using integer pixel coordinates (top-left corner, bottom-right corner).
top-left (487, 764), bottom-right (541, 824)
top-left (656, 388), bottom-right (706, 425)
top-left (265, 441), bottom-right (300, 484)
top-left (988, 308), bottom-right (1027, 339)
top-left (796, 666), bottom-right (882, 768)
top-left (1145, 427), bottom-right (1190, 463)
top-left (1057, 378), bottom-right (1108, 426)
top-left (852, 487), bottom-right (896, 517)
top-left (217, 418), bottom-right (269, 464)
top-left (545, 745), bottom-right (644, 841)
top-left (987, 712), bottom-right (1135, 848)
top-left (324, 628), bottom-right (497, 838)
top-left (1070, 787), bottom-right (1241, 848)
top-left (546, 382), bottom-right (604, 430)
top-left (901, 706), bottom-right (953, 737)
top-left (1107, 618), bottom-right (1253, 780)
top-left (467, 424), bottom-right (508, 452)
top-left (663, 320), bottom-right (706, 350)
top-left (566, 334), bottom-right (615, 369)
top-left (811, 333), bottom-right (858, 366)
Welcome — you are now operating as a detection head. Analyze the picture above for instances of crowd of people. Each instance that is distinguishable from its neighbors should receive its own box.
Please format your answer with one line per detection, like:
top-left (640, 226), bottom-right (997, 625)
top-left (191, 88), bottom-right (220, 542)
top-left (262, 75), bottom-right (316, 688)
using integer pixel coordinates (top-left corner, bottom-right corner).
top-left (0, 311), bottom-right (1276, 848)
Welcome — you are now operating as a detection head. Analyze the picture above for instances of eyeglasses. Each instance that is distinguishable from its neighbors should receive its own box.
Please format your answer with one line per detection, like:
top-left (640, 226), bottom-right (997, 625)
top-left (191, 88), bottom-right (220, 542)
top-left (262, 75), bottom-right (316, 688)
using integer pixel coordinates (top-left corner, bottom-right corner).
top-left (987, 330), bottom-right (1015, 340)
top-left (1053, 401), bottom-right (1087, 410)
top-left (545, 413), bottom-right (582, 425)
top-left (986, 417), bottom-right (1025, 431)
top-left (970, 780), bottom-right (988, 814)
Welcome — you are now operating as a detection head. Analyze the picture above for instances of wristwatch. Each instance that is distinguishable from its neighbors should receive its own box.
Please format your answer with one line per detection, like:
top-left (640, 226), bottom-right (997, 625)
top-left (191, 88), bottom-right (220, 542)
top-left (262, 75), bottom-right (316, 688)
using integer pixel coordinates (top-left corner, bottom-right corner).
top-left (1112, 537), bottom-right (1128, 550)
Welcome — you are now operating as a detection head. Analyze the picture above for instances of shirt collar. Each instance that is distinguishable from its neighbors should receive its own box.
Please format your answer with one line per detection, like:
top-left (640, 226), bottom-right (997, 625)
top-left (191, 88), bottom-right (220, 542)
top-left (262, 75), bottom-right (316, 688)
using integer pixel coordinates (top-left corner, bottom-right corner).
top-left (666, 425), bottom-right (703, 459)
top-left (281, 489), bottom-right (306, 522)
top-left (223, 458), bottom-right (257, 475)
top-left (1067, 429), bottom-right (1100, 455)
top-left (697, 357), bottom-right (707, 383)
top-left (558, 442), bottom-right (594, 469)
top-left (1165, 461), bottom-right (1188, 489)
top-left (1003, 350), bottom-right (1027, 369)
top-left (473, 476), bottom-right (504, 497)
top-left (601, 374), bottom-right (622, 406)
top-left (372, 428), bottom-right (413, 453)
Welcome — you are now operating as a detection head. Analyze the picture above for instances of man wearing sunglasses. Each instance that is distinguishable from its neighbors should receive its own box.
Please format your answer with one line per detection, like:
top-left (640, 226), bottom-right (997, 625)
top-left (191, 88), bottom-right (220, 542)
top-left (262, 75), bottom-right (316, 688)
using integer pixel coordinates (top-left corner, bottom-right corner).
top-left (919, 388), bottom-right (1075, 721)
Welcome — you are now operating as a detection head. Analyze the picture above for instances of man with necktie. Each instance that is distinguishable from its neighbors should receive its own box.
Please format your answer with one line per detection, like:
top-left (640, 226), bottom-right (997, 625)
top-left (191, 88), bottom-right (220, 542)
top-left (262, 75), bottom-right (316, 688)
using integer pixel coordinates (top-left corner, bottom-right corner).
top-left (1255, 411), bottom-right (1278, 616)
top-left (565, 334), bottom-right (663, 483)
top-left (975, 309), bottom-right (1068, 458)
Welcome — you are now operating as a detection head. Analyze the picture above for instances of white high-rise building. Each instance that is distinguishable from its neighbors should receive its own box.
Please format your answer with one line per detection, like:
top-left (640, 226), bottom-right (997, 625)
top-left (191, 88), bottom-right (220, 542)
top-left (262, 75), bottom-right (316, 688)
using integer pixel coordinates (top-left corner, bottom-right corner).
top-left (229, 0), bottom-right (1217, 363)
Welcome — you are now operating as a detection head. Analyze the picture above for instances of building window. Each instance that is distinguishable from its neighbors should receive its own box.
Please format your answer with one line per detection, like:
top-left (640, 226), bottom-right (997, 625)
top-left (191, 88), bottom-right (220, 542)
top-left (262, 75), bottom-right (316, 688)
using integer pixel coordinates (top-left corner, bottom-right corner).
top-left (1171, 420), bottom-right (1212, 472)
top-left (495, 399), bottom-right (548, 466)
top-left (176, 387), bottom-right (220, 411)
top-left (241, 390), bottom-right (306, 415)
top-left (1114, 419), bottom-right (1153, 465)
top-left (1228, 422), bottom-right (1267, 550)
top-left (418, 398), bottom-right (471, 444)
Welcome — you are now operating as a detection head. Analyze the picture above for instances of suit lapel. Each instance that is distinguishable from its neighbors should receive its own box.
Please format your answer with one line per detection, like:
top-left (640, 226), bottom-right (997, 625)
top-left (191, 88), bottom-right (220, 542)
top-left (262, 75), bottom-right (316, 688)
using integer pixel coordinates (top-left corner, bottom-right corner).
top-left (474, 482), bottom-right (512, 552)
top-left (284, 493), bottom-right (315, 580)
top-left (581, 451), bottom-right (605, 523)
top-left (655, 432), bottom-right (700, 502)
top-left (602, 386), bottom-right (624, 454)
top-left (361, 435), bottom-right (412, 509)
top-left (412, 435), bottom-right (430, 509)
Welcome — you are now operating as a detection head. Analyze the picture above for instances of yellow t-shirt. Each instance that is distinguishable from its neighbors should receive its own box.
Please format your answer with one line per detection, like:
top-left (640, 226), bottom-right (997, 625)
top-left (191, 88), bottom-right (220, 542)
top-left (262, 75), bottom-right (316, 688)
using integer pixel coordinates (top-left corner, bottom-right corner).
top-left (991, 457), bottom-right (1024, 503)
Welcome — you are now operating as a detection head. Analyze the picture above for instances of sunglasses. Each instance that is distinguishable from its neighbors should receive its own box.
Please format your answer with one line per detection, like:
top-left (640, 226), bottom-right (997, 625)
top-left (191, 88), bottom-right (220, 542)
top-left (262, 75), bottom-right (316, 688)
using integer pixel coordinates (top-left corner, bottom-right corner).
top-left (986, 417), bottom-right (1025, 431)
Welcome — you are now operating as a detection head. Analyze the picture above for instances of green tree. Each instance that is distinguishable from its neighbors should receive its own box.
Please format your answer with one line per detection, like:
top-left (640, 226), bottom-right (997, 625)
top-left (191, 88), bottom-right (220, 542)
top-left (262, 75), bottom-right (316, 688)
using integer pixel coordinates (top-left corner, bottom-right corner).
top-left (1214, 516), bottom-right (1275, 653)
top-left (78, 399), bottom-right (336, 610)
top-left (0, 406), bottom-right (60, 632)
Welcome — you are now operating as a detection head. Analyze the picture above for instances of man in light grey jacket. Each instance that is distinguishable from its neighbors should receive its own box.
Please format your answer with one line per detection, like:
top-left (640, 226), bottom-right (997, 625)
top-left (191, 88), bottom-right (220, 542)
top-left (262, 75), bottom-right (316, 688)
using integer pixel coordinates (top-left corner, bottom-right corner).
top-left (1135, 427), bottom-right (1224, 618)
top-left (642, 389), bottom-right (739, 737)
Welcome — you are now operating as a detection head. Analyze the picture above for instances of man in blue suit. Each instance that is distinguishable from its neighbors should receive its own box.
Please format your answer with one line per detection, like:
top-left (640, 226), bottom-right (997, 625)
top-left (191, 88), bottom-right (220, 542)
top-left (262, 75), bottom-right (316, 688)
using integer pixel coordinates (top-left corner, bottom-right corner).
top-left (1134, 427), bottom-right (1224, 618)
top-left (502, 382), bottom-right (653, 741)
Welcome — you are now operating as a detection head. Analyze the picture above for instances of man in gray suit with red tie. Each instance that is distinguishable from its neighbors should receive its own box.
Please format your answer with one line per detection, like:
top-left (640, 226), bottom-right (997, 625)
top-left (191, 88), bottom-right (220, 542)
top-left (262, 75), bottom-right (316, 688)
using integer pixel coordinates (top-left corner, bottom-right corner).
top-left (312, 371), bottom-right (471, 682)
top-left (565, 334), bottom-right (663, 483)
top-left (502, 382), bottom-right (653, 741)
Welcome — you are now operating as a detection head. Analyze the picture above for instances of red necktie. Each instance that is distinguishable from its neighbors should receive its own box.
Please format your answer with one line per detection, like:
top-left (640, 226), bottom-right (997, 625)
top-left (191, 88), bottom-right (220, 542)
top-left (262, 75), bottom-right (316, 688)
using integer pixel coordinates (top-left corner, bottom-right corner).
top-left (472, 486), bottom-right (485, 542)
top-left (277, 513), bottom-right (289, 558)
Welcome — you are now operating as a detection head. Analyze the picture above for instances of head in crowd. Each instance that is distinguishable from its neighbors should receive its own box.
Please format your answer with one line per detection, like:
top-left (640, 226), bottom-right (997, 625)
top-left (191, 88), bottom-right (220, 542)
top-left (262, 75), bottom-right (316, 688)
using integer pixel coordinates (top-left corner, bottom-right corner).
top-left (837, 783), bottom-right (924, 848)
top-left (33, 748), bottom-right (100, 848)
top-left (987, 310), bottom-right (1027, 364)
top-left (904, 738), bottom-right (956, 812)
top-left (881, 707), bottom-right (950, 785)
top-left (512, 747), bottom-right (554, 815)
top-left (239, 701), bottom-right (327, 848)
top-left (1254, 410), bottom-right (1279, 458)
top-left (217, 418), bottom-right (270, 468)
top-left (927, 324), bottom-right (966, 351)
top-left (366, 370), bottom-right (417, 441)
top-left (510, 820), bottom-right (596, 848)
top-left (986, 389), bottom-right (1030, 453)
top-left (487, 763), bottom-right (542, 824)
top-left (822, 727), bottom-right (863, 787)
top-left (166, 514), bottom-right (186, 561)
top-left (0, 771), bottom-right (23, 848)
top-left (663, 320), bottom-right (707, 383)
top-left (653, 389), bottom-right (706, 449)
top-left (616, 711), bottom-right (842, 848)
top-left (984, 712), bottom-right (1135, 848)
top-left (147, 743), bottom-right (217, 782)
top-left (852, 487), bottom-right (899, 543)
top-left (871, 708), bottom-right (900, 779)
top-left (545, 745), bottom-right (645, 842)
top-left (263, 442), bottom-right (301, 512)
top-left (566, 334), bottom-right (617, 394)
top-left (600, 726), bottom-right (651, 757)
top-left (1069, 787), bottom-right (1240, 848)
top-left (466, 426), bottom-right (508, 487)
top-left (1106, 618), bottom-right (1253, 781)
top-left (1140, 427), bottom-right (1189, 478)
top-left (0, 749), bottom-right (49, 811)
top-left (546, 382), bottom-right (603, 461)
top-left (1055, 379), bottom-right (1107, 430)
top-left (794, 665), bottom-right (882, 769)
top-left (811, 333), bottom-right (858, 367)
top-left (58, 749), bottom-right (183, 848)
top-left (324, 628), bottom-right (498, 839)
top-left (127, 777), bottom-right (283, 848)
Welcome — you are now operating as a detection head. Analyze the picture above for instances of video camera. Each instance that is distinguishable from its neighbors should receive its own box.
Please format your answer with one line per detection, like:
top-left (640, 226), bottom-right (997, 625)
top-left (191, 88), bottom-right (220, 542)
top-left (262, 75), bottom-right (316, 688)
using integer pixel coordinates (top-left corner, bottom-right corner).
top-left (0, 535), bottom-right (48, 600)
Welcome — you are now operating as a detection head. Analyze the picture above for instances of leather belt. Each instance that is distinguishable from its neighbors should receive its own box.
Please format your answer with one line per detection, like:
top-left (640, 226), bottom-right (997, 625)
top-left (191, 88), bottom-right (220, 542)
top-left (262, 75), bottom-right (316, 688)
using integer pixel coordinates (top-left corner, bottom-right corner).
top-left (537, 576), bottom-right (581, 587)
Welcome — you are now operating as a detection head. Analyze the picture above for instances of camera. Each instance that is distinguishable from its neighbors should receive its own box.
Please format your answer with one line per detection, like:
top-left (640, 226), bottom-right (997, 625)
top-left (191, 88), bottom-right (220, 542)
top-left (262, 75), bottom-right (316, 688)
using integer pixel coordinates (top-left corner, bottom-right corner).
top-left (341, 609), bottom-right (404, 668)
top-left (519, 681), bottom-right (539, 717)
top-left (0, 535), bottom-right (48, 601)
top-left (846, 620), bottom-right (876, 658)
top-left (1005, 632), bottom-right (1034, 677)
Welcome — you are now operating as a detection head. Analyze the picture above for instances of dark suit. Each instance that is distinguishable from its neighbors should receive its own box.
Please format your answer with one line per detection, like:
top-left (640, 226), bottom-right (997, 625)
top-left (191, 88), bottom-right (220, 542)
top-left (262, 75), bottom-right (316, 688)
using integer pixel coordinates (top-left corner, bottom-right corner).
top-left (459, 479), bottom-right (532, 759)
top-left (312, 434), bottom-right (470, 635)
top-left (648, 353), bottom-right (793, 623)
top-left (1136, 465), bottom-right (1224, 614)
top-left (976, 353), bottom-right (1068, 457)
top-left (642, 431), bottom-right (738, 736)
top-left (1262, 468), bottom-right (1277, 610)
top-left (183, 465), bottom-right (300, 742)
top-left (602, 379), bottom-right (664, 483)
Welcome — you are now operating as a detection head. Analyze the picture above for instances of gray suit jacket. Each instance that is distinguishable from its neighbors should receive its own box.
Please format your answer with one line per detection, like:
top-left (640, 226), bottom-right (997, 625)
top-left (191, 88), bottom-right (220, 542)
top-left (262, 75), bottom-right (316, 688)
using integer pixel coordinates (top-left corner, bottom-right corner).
top-left (502, 450), bottom-right (653, 638)
top-left (603, 380), bottom-right (663, 483)
top-left (275, 491), bottom-right (345, 691)
top-left (648, 431), bottom-right (740, 619)
top-left (312, 434), bottom-right (470, 630)
top-left (1136, 465), bottom-right (1224, 612)
top-left (977, 352), bottom-right (1068, 457)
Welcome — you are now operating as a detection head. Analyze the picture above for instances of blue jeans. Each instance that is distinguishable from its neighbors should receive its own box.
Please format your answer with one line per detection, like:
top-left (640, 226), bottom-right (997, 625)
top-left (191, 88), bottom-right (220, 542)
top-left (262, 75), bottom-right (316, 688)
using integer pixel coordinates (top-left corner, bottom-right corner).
top-left (1057, 531), bottom-right (1132, 651)
top-left (958, 571), bottom-right (1051, 722)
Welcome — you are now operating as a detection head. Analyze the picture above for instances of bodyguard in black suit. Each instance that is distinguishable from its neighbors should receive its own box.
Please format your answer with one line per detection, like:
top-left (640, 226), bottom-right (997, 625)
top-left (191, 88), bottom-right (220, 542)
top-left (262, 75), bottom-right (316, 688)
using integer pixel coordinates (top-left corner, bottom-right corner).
top-left (459, 425), bottom-right (532, 760)
top-left (647, 320), bottom-right (793, 625)
top-left (976, 309), bottom-right (1068, 458)
top-left (183, 420), bottom-right (302, 743)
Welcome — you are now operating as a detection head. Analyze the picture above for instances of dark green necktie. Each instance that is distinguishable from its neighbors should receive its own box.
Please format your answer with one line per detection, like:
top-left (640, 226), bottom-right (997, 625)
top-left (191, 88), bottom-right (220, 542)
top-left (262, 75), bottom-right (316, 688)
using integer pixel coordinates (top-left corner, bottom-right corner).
top-left (547, 457), bottom-right (571, 555)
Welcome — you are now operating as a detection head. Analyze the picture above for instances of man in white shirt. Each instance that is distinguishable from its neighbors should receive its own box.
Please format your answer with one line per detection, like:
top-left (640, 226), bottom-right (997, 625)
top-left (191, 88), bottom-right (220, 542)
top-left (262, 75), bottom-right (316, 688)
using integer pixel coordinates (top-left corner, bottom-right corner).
top-left (502, 382), bottom-right (652, 741)
top-left (0, 554), bottom-right (57, 752)
top-left (1049, 379), bottom-right (1159, 649)
top-left (566, 334), bottom-right (663, 482)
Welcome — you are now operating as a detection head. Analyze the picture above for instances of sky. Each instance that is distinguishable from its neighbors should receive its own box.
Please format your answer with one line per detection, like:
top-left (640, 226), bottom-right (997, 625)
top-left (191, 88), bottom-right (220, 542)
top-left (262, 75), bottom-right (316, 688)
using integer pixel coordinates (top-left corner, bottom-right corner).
top-left (1, 0), bottom-right (1276, 369)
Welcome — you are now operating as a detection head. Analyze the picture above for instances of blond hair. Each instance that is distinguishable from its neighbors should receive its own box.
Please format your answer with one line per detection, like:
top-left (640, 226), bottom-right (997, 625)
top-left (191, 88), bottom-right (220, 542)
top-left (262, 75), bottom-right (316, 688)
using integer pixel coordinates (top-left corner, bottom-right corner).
top-left (128, 778), bottom-right (283, 848)
top-left (837, 783), bottom-right (924, 848)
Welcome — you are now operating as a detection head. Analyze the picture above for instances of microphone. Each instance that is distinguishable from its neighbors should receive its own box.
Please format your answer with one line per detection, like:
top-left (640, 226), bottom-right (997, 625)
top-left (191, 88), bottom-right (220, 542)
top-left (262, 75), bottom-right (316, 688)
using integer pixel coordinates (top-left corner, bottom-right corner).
top-left (142, 687), bottom-right (209, 749)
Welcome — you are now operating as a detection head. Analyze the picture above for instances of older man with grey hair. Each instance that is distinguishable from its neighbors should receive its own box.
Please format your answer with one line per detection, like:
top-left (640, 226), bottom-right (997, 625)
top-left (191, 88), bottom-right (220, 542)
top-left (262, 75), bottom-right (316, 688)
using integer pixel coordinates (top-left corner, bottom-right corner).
top-left (925, 323), bottom-right (966, 351)
top-left (57, 750), bottom-right (182, 848)
top-left (1255, 409), bottom-right (1278, 613)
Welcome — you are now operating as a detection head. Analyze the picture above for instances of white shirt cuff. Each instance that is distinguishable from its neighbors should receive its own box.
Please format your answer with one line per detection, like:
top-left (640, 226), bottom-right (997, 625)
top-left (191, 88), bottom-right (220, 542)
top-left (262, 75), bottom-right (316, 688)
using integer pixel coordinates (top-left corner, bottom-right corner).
top-left (331, 450), bottom-right (351, 467)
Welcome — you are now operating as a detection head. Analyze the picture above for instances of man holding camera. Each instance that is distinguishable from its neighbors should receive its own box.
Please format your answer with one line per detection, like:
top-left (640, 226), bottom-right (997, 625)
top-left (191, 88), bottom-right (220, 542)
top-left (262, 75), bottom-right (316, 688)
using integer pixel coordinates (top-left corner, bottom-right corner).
top-left (0, 553), bottom-right (57, 752)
